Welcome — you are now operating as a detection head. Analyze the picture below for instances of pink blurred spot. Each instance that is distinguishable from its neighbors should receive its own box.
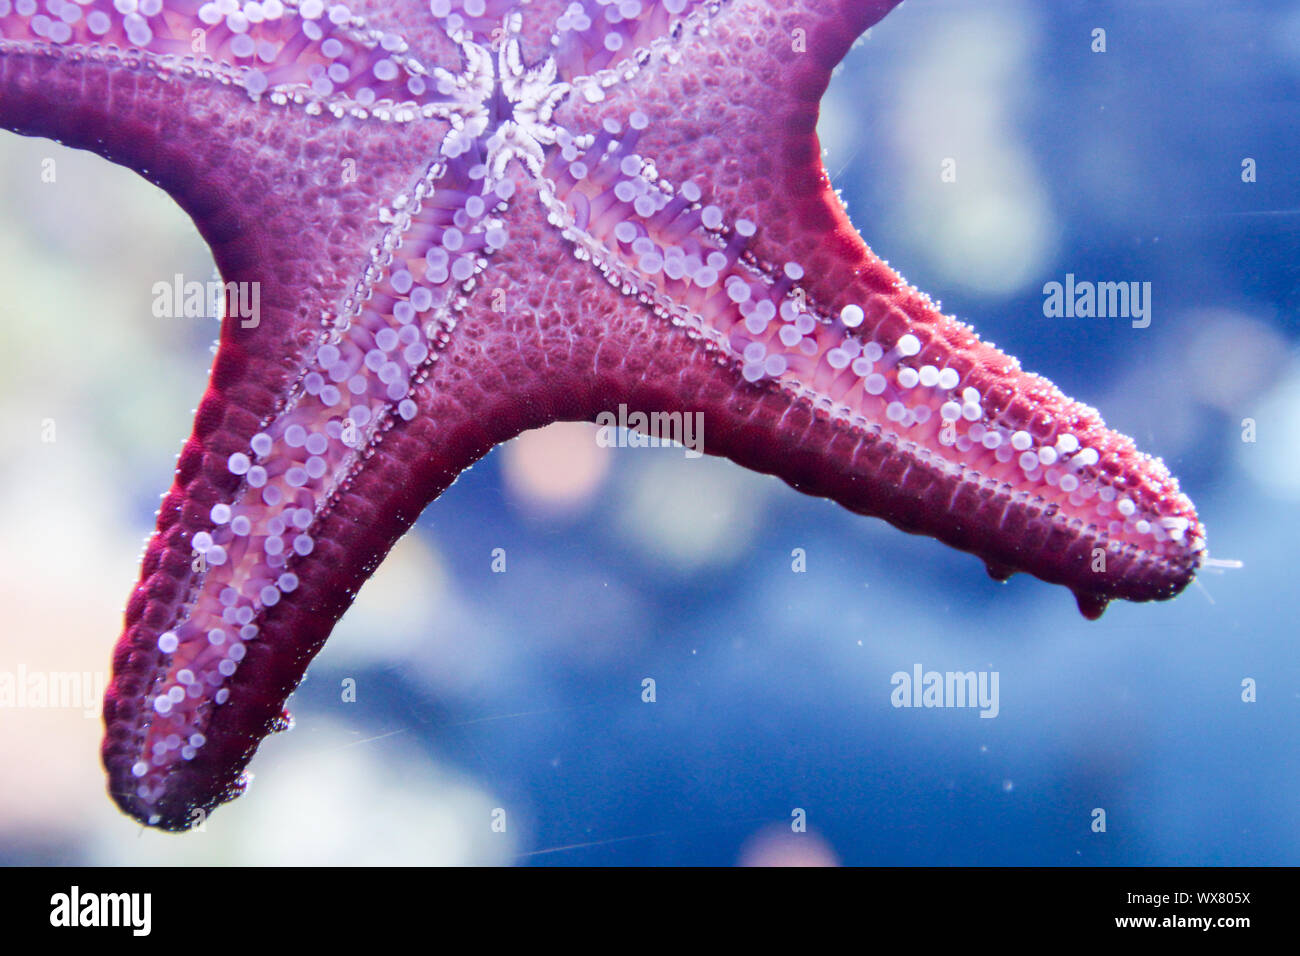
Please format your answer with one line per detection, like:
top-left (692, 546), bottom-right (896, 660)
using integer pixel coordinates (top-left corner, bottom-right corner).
top-left (501, 422), bottom-right (610, 517)
top-left (738, 824), bottom-right (839, 867)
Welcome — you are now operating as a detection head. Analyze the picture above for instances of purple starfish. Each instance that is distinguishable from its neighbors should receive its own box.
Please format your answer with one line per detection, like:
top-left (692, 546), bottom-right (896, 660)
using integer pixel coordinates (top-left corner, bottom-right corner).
top-left (0, 0), bottom-right (1202, 830)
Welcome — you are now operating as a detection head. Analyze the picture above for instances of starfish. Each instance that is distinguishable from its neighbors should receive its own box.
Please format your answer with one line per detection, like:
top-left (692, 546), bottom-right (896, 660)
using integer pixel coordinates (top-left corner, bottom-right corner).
top-left (0, 0), bottom-right (1204, 832)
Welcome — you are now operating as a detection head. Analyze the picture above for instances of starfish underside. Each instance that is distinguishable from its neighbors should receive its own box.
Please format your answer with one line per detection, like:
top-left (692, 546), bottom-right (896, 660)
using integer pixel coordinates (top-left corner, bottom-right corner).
top-left (0, 0), bottom-right (1203, 830)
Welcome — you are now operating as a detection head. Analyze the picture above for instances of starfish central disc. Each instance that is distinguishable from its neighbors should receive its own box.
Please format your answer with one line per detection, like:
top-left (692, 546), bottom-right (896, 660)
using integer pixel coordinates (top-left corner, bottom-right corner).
top-left (477, 37), bottom-right (570, 176)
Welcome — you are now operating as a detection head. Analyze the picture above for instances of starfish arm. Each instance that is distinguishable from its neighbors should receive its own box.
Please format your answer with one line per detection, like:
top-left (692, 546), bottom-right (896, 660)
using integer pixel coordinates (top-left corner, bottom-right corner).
top-left (537, 0), bottom-right (1203, 618)
top-left (0, 7), bottom-right (469, 829)
top-left (0, 1), bottom-right (476, 124)
top-left (551, 0), bottom-right (908, 314)
top-left (534, 126), bottom-right (1204, 615)
top-left (100, 138), bottom-right (569, 828)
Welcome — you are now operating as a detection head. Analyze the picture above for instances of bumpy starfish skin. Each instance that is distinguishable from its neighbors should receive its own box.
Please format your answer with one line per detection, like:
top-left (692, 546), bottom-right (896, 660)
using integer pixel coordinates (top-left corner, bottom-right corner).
top-left (0, 0), bottom-right (1203, 830)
